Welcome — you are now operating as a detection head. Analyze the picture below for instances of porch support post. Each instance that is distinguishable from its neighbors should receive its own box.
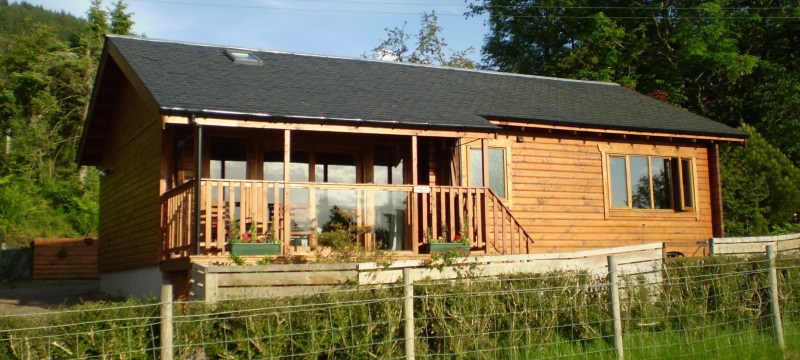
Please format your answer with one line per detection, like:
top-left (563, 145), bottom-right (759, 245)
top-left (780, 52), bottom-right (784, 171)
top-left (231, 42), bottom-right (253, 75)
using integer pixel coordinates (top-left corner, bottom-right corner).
top-left (481, 139), bottom-right (489, 188)
top-left (410, 135), bottom-right (419, 253)
top-left (283, 129), bottom-right (291, 251)
top-left (708, 143), bottom-right (724, 238)
top-left (191, 114), bottom-right (203, 256)
top-left (411, 135), bottom-right (418, 185)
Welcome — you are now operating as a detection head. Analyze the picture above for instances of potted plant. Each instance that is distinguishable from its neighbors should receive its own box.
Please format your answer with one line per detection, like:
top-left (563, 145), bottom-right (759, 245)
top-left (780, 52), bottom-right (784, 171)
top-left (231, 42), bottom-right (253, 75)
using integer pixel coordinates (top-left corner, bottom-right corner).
top-left (421, 223), bottom-right (470, 255)
top-left (229, 220), bottom-right (281, 256)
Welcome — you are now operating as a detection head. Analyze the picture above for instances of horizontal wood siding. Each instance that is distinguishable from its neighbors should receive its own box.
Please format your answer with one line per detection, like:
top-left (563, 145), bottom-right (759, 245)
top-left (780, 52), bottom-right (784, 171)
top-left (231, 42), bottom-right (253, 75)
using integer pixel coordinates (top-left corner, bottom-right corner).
top-left (509, 135), bottom-right (713, 256)
top-left (97, 80), bottom-right (162, 272)
top-left (32, 238), bottom-right (99, 280)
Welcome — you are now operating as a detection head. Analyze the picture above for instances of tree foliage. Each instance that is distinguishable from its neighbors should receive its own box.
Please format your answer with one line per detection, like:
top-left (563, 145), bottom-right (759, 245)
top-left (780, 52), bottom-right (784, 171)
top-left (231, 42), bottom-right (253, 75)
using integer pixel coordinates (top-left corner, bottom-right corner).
top-left (471, 0), bottom-right (800, 234)
top-left (0, 1), bottom-right (87, 47)
top-left (368, 11), bottom-right (477, 69)
top-left (722, 126), bottom-right (800, 235)
top-left (109, 0), bottom-right (134, 36)
top-left (0, 1), bottom-right (134, 246)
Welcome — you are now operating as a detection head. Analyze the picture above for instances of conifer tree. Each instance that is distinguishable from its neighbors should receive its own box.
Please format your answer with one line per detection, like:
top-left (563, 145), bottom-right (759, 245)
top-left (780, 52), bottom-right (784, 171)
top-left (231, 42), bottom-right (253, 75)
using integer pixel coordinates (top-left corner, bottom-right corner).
top-left (109, 0), bottom-right (134, 35)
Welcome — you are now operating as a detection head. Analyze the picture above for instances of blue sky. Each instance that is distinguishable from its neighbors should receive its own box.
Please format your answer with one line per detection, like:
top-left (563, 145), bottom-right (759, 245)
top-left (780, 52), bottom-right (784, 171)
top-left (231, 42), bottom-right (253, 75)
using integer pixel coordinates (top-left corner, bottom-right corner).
top-left (23, 0), bottom-right (488, 62)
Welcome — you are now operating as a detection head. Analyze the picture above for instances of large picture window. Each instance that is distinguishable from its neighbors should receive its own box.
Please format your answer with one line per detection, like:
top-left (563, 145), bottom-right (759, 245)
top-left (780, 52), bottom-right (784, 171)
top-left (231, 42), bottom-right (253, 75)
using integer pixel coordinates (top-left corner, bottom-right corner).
top-left (609, 155), bottom-right (694, 211)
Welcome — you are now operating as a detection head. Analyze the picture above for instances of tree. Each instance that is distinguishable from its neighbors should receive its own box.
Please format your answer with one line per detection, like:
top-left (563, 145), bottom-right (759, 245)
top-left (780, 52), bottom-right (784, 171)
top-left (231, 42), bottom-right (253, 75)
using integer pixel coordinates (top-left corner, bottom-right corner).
top-left (0, 1), bottom-right (135, 244)
top-left (86, 0), bottom-right (108, 49)
top-left (471, 0), bottom-right (800, 234)
top-left (722, 126), bottom-right (800, 235)
top-left (109, 0), bottom-right (134, 35)
top-left (368, 11), bottom-right (477, 69)
top-left (0, 22), bottom-right (91, 181)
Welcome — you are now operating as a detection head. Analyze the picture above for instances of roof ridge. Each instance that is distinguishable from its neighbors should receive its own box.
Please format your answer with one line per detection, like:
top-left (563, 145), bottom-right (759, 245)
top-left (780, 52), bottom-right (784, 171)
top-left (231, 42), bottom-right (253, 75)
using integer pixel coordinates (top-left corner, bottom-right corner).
top-left (106, 34), bottom-right (619, 87)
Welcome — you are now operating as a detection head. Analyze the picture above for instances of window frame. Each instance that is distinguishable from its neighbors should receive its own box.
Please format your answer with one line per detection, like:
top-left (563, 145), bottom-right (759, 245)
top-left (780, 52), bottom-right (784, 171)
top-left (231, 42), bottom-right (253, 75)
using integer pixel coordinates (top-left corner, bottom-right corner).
top-left (464, 142), bottom-right (512, 203)
top-left (600, 146), bottom-right (699, 220)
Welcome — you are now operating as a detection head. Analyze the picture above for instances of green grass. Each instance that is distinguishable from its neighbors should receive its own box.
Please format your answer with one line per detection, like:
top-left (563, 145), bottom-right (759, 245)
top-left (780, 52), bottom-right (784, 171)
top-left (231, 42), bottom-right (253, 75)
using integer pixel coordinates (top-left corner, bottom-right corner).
top-left (2, 256), bottom-right (800, 359)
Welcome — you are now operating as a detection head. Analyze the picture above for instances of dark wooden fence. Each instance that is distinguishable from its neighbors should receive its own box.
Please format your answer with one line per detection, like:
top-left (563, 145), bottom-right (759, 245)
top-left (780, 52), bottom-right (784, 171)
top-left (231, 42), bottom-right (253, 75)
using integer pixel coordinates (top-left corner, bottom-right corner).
top-left (33, 238), bottom-right (99, 280)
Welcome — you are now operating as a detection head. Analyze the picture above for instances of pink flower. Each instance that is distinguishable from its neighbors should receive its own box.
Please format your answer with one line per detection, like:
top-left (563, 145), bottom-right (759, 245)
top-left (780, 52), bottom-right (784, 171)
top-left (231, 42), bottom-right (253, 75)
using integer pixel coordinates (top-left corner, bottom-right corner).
top-left (242, 233), bottom-right (251, 242)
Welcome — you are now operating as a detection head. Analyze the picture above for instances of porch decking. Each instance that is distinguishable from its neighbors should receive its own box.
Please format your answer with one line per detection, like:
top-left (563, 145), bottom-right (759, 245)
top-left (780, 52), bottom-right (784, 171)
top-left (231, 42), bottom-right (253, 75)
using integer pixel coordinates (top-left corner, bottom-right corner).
top-left (160, 179), bottom-right (535, 261)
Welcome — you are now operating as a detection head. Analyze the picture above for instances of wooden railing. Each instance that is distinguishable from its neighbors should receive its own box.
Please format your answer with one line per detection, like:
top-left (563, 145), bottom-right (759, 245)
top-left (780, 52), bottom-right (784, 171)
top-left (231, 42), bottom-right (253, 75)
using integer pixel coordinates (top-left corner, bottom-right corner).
top-left (160, 180), bottom-right (195, 260)
top-left (161, 181), bottom-right (535, 259)
top-left (198, 180), bottom-right (284, 254)
top-left (411, 186), bottom-right (535, 254)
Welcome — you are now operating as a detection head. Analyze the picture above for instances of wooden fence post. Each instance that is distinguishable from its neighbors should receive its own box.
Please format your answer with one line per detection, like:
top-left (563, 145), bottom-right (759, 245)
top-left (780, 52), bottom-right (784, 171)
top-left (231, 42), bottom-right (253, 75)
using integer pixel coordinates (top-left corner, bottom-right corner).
top-left (403, 268), bottom-right (416, 360)
top-left (160, 284), bottom-right (174, 360)
top-left (766, 245), bottom-right (785, 351)
top-left (608, 255), bottom-right (623, 360)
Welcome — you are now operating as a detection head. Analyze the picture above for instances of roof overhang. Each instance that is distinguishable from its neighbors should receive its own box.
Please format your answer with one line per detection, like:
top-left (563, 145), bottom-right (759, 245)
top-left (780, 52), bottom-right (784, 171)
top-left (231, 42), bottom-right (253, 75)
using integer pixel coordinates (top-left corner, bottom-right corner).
top-left (162, 109), bottom-right (499, 139)
top-left (77, 37), bottom-right (162, 167)
top-left (489, 117), bottom-right (748, 144)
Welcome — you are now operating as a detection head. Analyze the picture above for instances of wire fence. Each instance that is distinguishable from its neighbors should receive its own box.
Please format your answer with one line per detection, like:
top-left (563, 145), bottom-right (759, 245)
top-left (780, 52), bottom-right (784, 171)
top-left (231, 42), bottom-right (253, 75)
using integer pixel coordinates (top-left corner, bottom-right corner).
top-left (1, 249), bottom-right (799, 359)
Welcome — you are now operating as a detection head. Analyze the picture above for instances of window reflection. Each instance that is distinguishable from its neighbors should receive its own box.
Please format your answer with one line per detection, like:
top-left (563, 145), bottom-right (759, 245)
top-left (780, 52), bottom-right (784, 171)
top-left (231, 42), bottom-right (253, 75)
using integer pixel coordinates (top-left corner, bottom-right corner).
top-left (315, 152), bottom-right (356, 183)
top-left (610, 156), bottom-right (628, 207)
top-left (374, 145), bottom-right (404, 185)
top-left (210, 137), bottom-right (246, 179)
top-left (630, 156), bottom-right (651, 209)
top-left (263, 150), bottom-right (282, 181)
top-left (609, 154), bottom-right (694, 211)
top-left (681, 159), bottom-right (694, 208)
top-left (652, 157), bottom-right (672, 209)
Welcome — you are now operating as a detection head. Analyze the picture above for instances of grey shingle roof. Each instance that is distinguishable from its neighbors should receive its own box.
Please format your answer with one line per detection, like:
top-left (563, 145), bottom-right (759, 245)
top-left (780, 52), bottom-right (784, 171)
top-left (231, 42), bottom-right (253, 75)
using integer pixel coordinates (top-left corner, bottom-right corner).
top-left (107, 35), bottom-right (745, 138)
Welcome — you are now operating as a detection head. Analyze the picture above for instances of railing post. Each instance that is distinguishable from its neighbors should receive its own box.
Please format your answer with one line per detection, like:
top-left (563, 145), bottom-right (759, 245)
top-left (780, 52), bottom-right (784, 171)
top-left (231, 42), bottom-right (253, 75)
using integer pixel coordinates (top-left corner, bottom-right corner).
top-left (160, 284), bottom-right (174, 360)
top-left (766, 245), bottom-right (785, 351)
top-left (403, 268), bottom-right (415, 360)
top-left (608, 255), bottom-right (623, 360)
top-left (709, 237), bottom-right (716, 255)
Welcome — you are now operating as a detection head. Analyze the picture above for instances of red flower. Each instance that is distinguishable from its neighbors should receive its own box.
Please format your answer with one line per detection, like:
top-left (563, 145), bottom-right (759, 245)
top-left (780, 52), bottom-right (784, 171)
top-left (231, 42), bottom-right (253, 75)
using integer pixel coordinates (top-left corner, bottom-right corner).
top-left (454, 234), bottom-right (461, 241)
top-left (242, 233), bottom-right (251, 243)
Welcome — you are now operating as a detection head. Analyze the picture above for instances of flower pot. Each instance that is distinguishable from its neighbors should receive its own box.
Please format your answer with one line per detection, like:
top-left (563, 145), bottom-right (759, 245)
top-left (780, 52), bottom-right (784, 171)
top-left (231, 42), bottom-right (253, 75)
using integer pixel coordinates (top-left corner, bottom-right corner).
top-left (421, 243), bottom-right (470, 255)
top-left (230, 243), bottom-right (281, 256)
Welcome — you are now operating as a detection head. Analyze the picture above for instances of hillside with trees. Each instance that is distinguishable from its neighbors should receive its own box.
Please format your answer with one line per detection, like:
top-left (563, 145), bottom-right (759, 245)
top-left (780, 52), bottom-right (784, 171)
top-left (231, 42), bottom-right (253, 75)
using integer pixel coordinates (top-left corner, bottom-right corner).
top-left (0, 0), bottom-right (133, 247)
top-left (0, 1), bottom-right (87, 44)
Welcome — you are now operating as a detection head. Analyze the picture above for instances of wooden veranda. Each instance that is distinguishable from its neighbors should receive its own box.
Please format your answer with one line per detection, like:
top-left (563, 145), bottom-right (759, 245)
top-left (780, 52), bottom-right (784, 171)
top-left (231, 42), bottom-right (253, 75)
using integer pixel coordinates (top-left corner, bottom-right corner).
top-left (160, 179), bottom-right (535, 260)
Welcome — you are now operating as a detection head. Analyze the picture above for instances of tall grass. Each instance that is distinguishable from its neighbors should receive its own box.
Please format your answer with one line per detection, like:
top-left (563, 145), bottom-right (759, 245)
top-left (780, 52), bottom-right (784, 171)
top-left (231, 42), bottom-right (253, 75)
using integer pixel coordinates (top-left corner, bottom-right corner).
top-left (0, 255), bottom-right (798, 359)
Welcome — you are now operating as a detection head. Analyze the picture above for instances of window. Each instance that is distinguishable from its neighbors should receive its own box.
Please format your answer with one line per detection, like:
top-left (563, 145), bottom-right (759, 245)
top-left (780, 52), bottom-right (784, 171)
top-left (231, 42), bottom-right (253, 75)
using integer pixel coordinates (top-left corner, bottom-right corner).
top-left (373, 145), bottom-right (404, 185)
top-left (609, 155), bottom-right (694, 211)
top-left (210, 137), bottom-right (246, 179)
top-left (262, 150), bottom-right (311, 181)
top-left (223, 49), bottom-right (263, 65)
top-left (315, 152), bottom-right (356, 183)
top-left (469, 147), bottom-right (507, 198)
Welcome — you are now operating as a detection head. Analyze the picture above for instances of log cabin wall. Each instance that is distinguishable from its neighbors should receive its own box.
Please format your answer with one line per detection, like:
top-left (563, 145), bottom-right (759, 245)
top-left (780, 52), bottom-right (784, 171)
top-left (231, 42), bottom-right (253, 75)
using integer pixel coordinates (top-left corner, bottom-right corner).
top-left (460, 132), bottom-right (713, 257)
top-left (97, 79), bottom-right (163, 272)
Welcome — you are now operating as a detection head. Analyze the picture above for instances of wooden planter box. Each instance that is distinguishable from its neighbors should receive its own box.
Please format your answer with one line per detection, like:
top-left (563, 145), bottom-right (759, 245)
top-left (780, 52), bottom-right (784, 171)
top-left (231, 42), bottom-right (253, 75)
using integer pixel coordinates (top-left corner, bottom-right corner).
top-left (230, 243), bottom-right (281, 256)
top-left (422, 243), bottom-right (470, 255)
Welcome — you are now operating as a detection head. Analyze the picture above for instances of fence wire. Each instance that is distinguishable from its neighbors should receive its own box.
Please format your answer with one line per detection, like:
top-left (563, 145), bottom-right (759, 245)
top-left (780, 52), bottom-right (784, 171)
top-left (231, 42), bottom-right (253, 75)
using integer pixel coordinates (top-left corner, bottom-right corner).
top-left (1, 254), bottom-right (798, 359)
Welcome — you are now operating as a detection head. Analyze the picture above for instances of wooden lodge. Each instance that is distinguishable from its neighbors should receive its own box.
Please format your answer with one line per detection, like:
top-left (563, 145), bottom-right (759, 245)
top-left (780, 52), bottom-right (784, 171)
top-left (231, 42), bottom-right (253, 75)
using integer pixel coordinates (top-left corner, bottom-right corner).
top-left (78, 36), bottom-right (746, 298)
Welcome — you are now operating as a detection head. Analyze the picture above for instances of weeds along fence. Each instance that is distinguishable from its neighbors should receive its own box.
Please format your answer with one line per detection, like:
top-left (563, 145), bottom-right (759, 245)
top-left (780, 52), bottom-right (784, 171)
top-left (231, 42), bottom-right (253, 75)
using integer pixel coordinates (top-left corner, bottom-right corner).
top-left (2, 250), bottom-right (800, 359)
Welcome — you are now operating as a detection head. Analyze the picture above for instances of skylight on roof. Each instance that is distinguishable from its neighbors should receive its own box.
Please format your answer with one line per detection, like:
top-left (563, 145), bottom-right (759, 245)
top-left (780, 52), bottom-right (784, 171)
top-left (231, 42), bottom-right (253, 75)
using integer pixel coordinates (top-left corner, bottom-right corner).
top-left (223, 49), bottom-right (262, 65)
